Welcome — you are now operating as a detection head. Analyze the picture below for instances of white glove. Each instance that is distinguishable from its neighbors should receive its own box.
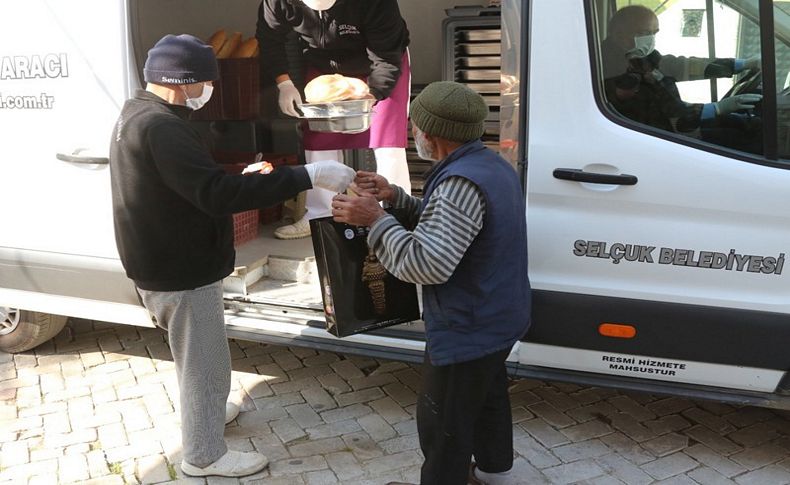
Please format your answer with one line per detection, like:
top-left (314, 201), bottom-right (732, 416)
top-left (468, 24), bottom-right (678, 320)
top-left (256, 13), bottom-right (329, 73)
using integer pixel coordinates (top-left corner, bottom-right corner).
top-left (304, 160), bottom-right (356, 192)
top-left (277, 79), bottom-right (303, 117)
top-left (713, 94), bottom-right (762, 115)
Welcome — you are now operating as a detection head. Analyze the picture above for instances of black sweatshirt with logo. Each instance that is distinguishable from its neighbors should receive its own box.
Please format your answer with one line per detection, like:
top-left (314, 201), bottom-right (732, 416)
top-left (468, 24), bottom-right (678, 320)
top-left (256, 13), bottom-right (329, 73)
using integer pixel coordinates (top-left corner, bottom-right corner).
top-left (256, 0), bottom-right (410, 100)
top-left (109, 90), bottom-right (312, 291)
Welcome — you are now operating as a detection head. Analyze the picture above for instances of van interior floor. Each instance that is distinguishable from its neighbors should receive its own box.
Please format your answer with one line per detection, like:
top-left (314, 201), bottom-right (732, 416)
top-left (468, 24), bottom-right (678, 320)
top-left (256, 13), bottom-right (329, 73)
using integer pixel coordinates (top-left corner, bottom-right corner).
top-left (226, 221), bottom-right (426, 337)
top-left (225, 222), bottom-right (322, 310)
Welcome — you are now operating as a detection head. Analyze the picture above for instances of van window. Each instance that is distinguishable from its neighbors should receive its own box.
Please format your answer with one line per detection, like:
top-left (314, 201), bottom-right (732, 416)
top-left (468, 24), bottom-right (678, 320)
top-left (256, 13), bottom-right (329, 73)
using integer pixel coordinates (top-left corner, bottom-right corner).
top-left (594, 0), bottom-right (790, 161)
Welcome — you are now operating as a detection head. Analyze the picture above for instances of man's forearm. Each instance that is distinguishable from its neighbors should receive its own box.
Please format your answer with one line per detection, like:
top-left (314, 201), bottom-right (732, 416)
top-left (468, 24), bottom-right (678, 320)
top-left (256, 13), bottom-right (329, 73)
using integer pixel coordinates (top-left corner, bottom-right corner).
top-left (368, 177), bottom-right (484, 285)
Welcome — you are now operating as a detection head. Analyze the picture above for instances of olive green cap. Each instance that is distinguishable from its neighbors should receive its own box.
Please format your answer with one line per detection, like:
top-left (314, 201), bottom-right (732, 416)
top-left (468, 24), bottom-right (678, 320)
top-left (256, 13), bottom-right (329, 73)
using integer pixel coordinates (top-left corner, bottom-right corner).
top-left (409, 81), bottom-right (488, 143)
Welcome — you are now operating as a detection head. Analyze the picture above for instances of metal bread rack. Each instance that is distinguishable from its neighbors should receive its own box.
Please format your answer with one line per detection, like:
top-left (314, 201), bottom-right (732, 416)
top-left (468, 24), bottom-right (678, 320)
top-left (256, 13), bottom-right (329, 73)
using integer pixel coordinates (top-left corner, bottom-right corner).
top-left (442, 7), bottom-right (502, 148)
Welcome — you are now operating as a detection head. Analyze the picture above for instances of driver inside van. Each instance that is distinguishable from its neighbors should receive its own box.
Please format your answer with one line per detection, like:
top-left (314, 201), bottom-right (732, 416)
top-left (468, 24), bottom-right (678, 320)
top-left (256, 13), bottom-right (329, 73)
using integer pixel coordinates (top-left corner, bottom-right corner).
top-left (602, 5), bottom-right (762, 136)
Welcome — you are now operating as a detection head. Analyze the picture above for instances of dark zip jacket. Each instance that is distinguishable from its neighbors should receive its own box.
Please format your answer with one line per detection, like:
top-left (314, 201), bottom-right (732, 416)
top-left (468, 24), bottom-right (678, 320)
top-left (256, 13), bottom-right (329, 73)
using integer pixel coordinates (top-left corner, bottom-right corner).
top-left (109, 90), bottom-right (312, 291)
top-left (256, 0), bottom-right (410, 100)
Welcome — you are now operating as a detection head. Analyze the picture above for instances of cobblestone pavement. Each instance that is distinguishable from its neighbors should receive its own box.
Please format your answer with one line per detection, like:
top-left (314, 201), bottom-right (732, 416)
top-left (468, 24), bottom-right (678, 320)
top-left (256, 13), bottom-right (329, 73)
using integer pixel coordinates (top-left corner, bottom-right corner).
top-left (2, 319), bottom-right (790, 484)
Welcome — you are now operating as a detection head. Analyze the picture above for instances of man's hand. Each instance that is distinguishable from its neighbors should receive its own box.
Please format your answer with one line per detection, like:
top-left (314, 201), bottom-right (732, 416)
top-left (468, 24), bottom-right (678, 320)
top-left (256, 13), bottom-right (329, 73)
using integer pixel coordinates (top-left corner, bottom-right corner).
top-left (350, 171), bottom-right (395, 203)
top-left (332, 193), bottom-right (386, 227)
top-left (713, 94), bottom-right (762, 116)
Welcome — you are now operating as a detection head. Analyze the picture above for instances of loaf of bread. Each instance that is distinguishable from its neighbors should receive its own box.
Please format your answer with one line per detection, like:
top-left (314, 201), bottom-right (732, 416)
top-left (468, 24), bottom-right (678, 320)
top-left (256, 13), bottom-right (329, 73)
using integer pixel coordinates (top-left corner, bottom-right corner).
top-left (216, 32), bottom-right (242, 59)
top-left (305, 74), bottom-right (370, 103)
top-left (207, 29), bottom-right (226, 54)
top-left (346, 77), bottom-right (369, 98)
top-left (232, 37), bottom-right (259, 58)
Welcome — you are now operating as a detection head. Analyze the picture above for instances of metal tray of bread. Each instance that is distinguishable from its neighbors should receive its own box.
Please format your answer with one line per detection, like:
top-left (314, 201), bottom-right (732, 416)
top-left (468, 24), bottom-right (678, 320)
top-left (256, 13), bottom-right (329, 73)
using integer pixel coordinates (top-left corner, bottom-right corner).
top-left (460, 70), bottom-right (500, 81)
top-left (465, 82), bottom-right (501, 94)
top-left (461, 56), bottom-right (501, 68)
top-left (299, 98), bottom-right (376, 119)
top-left (306, 113), bottom-right (372, 134)
top-left (481, 95), bottom-right (501, 107)
top-left (462, 29), bottom-right (501, 41)
top-left (459, 43), bottom-right (500, 56)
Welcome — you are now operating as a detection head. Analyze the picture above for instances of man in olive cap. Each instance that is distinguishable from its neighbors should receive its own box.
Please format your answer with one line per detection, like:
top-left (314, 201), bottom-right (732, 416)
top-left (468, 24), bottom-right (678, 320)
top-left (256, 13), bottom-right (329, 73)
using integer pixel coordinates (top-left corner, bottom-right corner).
top-left (110, 33), bottom-right (354, 478)
top-left (332, 81), bottom-right (531, 485)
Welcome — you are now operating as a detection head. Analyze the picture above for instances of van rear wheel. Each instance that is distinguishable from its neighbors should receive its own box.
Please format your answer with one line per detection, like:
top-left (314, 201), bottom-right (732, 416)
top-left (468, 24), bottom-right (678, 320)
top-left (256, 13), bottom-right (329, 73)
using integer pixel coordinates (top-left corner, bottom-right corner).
top-left (0, 308), bottom-right (68, 353)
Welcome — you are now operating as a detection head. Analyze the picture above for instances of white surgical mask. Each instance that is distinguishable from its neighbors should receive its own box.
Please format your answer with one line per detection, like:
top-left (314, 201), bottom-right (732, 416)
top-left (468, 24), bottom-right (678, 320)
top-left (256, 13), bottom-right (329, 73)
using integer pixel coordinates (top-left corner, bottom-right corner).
top-left (627, 34), bottom-right (656, 59)
top-left (182, 83), bottom-right (213, 110)
top-left (414, 128), bottom-right (437, 162)
top-left (302, 0), bottom-right (337, 10)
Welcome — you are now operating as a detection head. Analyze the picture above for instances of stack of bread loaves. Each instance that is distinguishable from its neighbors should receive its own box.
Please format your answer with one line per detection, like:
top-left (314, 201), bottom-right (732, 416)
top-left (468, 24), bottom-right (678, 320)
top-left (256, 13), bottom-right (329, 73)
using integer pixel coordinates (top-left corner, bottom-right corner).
top-left (304, 74), bottom-right (370, 103)
top-left (207, 29), bottom-right (259, 58)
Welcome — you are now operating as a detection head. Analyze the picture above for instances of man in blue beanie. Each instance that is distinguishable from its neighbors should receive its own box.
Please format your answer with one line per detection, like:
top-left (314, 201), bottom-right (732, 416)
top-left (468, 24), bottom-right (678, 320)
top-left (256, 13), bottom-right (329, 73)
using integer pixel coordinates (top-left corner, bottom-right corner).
top-left (331, 81), bottom-right (531, 485)
top-left (109, 33), bottom-right (354, 478)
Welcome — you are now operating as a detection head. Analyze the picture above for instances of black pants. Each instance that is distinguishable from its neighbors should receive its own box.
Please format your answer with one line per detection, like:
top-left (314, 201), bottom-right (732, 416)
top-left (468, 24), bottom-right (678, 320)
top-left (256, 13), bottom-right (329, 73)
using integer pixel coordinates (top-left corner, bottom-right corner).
top-left (417, 348), bottom-right (513, 485)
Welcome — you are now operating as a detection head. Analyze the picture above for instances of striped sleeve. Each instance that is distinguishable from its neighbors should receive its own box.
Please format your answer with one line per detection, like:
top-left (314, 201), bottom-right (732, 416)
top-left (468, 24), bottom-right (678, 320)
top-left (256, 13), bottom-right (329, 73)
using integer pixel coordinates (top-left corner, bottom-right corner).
top-left (367, 176), bottom-right (485, 285)
top-left (390, 183), bottom-right (422, 215)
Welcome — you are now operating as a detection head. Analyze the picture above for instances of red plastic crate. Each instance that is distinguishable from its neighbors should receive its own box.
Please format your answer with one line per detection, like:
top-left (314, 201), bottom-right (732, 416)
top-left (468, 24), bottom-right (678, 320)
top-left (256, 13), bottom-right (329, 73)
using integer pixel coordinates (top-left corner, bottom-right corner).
top-left (259, 204), bottom-right (283, 224)
top-left (213, 150), bottom-right (298, 168)
top-left (219, 57), bottom-right (260, 120)
top-left (191, 57), bottom-right (259, 121)
top-left (214, 150), bottom-right (255, 166)
top-left (214, 152), bottom-right (297, 226)
top-left (232, 209), bottom-right (259, 247)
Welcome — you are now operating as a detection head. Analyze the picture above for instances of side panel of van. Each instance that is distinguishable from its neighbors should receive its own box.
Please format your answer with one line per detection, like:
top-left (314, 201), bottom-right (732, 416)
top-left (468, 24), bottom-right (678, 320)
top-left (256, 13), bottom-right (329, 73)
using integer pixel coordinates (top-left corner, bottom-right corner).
top-left (518, 0), bottom-right (790, 392)
top-left (0, 0), bottom-right (145, 321)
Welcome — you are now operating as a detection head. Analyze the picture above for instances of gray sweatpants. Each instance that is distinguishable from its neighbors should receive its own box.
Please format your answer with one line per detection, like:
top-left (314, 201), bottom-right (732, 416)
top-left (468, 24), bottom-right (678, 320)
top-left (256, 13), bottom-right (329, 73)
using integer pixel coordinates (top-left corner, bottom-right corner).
top-left (137, 280), bottom-right (229, 467)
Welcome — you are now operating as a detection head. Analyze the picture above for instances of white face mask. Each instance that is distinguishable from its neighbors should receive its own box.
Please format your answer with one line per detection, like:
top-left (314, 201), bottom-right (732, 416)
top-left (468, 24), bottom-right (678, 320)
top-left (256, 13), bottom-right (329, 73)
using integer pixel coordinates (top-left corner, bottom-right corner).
top-left (182, 83), bottom-right (213, 110)
top-left (627, 34), bottom-right (656, 59)
top-left (302, 0), bottom-right (337, 10)
top-left (414, 128), bottom-right (437, 162)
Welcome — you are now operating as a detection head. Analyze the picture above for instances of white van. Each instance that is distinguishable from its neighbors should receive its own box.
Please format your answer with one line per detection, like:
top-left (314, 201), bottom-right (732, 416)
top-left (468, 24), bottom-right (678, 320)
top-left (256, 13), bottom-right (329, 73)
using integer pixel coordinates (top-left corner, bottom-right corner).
top-left (2, 0), bottom-right (790, 410)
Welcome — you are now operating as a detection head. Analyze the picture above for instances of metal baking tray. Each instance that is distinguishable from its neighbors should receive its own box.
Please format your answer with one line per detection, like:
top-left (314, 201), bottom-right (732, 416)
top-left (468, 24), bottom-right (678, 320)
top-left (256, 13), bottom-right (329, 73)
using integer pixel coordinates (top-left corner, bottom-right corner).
top-left (481, 95), bottom-right (501, 107)
top-left (462, 29), bottom-right (501, 41)
top-left (460, 70), bottom-right (500, 81)
top-left (299, 98), bottom-right (375, 119)
top-left (306, 113), bottom-right (372, 134)
top-left (465, 82), bottom-right (501, 94)
top-left (461, 56), bottom-right (501, 68)
top-left (459, 43), bottom-right (500, 56)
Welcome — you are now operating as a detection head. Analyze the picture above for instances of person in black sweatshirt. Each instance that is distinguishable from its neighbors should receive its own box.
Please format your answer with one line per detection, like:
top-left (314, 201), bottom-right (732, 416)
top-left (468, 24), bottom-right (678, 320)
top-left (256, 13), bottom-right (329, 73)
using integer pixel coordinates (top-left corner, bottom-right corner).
top-left (109, 34), bottom-right (354, 479)
top-left (257, 0), bottom-right (413, 240)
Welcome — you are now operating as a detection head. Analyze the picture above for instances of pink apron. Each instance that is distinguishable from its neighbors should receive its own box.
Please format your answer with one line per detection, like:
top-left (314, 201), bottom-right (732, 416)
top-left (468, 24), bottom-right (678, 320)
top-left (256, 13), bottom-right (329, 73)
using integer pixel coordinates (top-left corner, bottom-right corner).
top-left (302, 51), bottom-right (410, 151)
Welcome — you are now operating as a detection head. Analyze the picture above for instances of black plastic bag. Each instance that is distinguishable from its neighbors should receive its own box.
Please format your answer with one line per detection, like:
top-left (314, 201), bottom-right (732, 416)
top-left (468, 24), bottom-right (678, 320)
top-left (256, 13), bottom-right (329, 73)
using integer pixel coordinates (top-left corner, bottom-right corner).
top-left (310, 213), bottom-right (420, 337)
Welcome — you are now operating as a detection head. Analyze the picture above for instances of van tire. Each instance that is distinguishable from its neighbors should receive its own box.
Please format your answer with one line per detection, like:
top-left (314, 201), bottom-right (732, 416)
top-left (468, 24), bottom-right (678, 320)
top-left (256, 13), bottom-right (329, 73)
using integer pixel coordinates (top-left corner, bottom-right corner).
top-left (0, 310), bottom-right (68, 353)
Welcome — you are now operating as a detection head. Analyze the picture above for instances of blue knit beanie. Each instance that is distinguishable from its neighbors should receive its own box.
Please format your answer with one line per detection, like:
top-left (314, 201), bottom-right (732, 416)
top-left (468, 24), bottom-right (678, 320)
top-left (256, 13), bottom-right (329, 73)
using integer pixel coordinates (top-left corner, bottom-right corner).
top-left (144, 34), bottom-right (219, 84)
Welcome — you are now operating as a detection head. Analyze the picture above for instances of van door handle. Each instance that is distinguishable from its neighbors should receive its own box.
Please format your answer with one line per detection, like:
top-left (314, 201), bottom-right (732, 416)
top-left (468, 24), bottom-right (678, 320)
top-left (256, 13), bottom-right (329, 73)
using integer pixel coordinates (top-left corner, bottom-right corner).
top-left (553, 168), bottom-right (637, 185)
top-left (56, 148), bottom-right (109, 165)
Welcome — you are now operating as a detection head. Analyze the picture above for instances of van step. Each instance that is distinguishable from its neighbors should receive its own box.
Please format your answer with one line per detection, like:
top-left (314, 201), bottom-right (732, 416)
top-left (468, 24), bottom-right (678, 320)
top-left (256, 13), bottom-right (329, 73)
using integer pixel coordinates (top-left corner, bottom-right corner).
top-left (224, 254), bottom-right (317, 296)
top-left (242, 276), bottom-right (323, 308)
top-left (224, 256), bottom-right (267, 295)
top-left (267, 255), bottom-right (318, 284)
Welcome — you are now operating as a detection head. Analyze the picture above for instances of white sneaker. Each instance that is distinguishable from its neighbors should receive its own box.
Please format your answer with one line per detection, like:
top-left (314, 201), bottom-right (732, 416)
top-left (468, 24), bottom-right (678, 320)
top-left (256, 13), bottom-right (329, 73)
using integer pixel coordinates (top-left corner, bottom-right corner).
top-left (225, 401), bottom-right (240, 425)
top-left (274, 216), bottom-right (311, 240)
top-left (181, 450), bottom-right (269, 477)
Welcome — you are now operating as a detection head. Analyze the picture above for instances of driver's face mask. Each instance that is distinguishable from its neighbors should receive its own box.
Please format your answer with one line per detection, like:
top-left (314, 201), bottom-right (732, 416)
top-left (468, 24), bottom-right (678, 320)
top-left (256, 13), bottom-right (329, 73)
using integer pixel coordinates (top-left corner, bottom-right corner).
top-left (181, 83), bottom-right (213, 111)
top-left (302, 0), bottom-right (337, 10)
top-left (627, 34), bottom-right (656, 59)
